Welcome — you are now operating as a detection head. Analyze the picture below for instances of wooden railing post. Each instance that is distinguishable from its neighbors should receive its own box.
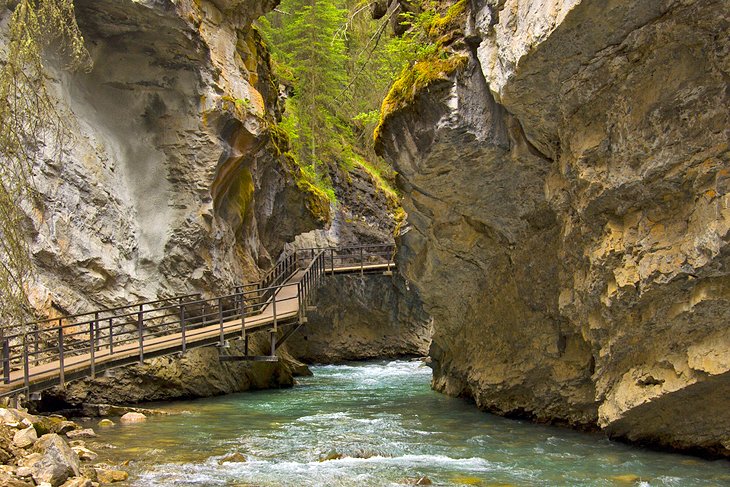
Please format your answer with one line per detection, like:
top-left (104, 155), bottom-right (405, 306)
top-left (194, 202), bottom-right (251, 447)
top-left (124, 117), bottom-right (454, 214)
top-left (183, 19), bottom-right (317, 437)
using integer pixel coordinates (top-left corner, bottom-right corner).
top-left (22, 335), bottom-right (29, 391)
top-left (272, 288), bottom-right (278, 333)
top-left (360, 246), bottom-right (364, 276)
top-left (58, 321), bottom-right (65, 388)
top-left (89, 322), bottom-right (95, 379)
top-left (180, 300), bottom-right (187, 354)
top-left (3, 338), bottom-right (10, 384)
top-left (33, 324), bottom-right (39, 366)
top-left (240, 291), bottom-right (246, 339)
top-left (94, 311), bottom-right (100, 351)
top-left (218, 297), bottom-right (225, 347)
top-left (138, 304), bottom-right (144, 364)
top-left (108, 317), bottom-right (114, 355)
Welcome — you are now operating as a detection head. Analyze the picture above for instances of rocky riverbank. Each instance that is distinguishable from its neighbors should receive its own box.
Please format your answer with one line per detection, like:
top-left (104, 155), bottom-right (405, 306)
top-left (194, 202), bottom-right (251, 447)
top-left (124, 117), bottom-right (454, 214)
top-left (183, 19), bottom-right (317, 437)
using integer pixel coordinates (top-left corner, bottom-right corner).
top-left (0, 407), bottom-right (135, 486)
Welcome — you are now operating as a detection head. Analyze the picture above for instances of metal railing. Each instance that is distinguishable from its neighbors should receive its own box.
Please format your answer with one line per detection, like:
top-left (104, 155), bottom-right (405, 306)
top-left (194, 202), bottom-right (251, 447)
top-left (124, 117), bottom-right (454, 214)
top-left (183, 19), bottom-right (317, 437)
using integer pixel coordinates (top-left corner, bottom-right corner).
top-left (0, 244), bottom-right (395, 396)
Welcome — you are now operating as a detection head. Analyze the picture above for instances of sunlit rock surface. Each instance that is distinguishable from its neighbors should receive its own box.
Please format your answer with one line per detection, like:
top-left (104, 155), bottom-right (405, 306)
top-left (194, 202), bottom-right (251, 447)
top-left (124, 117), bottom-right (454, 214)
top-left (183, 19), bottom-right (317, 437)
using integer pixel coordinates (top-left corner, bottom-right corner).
top-left (377, 0), bottom-right (729, 456)
top-left (11, 0), bottom-right (326, 400)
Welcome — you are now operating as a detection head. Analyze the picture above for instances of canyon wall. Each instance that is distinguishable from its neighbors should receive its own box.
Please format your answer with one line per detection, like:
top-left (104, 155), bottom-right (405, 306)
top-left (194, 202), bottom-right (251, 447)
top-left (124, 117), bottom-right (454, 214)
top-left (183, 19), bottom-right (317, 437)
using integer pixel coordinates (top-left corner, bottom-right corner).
top-left (6, 0), bottom-right (329, 401)
top-left (376, 0), bottom-right (729, 456)
top-left (286, 273), bottom-right (431, 363)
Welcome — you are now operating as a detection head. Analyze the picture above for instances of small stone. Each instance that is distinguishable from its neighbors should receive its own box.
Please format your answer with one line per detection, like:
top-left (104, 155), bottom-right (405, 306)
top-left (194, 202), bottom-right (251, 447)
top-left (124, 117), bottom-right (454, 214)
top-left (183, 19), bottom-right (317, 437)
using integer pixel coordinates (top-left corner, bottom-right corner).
top-left (68, 441), bottom-right (86, 448)
top-left (65, 429), bottom-right (96, 439)
top-left (16, 466), bottom-right (32, 477)
top-left (415, 477), bottom-right (432, 485)
top-left (94, 469), bottom-right (128, 483)
top-left (318, 450), bottom-right (342, 462)
top-left (97, 420), bottom-right (114, 428)
top-left (17, 453), bottom-right (42, 468)
top-left (119, 413), bottom-right (146, 424)
top-left (71, 447), bottom-right (98, 462)
top-left (218, 452), bottom-right (246, 464)
top-left (0, 470), bottom-right (32, 487)
top-left (13, 426), bottom-right (38, 448)
top-left (59, 477), bottom-right (93, 487)
top-left (611, 474), bottom-right (641, 483)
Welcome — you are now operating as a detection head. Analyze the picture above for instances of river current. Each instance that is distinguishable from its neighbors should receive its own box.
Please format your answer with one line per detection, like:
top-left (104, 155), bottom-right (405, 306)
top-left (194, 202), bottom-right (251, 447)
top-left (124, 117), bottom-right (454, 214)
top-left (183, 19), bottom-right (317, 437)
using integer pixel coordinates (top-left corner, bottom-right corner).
top-left (82, 360), bottom-right (729, 486)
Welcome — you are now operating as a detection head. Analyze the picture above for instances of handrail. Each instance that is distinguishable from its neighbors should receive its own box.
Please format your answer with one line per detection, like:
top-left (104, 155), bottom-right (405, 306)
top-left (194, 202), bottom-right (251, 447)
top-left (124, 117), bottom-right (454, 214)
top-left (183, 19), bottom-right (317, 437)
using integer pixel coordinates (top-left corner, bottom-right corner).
top-left (0, 244), bottom-right (396, 396)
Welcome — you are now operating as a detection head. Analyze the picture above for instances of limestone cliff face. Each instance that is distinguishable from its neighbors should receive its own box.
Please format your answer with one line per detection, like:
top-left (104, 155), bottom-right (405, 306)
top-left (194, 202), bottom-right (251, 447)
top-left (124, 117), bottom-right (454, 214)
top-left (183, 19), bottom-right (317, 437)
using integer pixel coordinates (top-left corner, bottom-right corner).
top-left (285, 274), bottom-right (431, 363)
top-left (25, 0), bottom-right (326, 316)
top-left (377, 0), bottom-right (729, 456)
top-left (10, 0), bottom-right (328, 400)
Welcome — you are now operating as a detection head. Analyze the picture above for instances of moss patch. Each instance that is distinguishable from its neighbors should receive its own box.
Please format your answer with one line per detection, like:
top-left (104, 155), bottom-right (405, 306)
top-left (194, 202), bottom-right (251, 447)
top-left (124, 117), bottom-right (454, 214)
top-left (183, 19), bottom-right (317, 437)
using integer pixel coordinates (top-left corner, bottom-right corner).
top-left (373, 0), bottom-right (469, 145)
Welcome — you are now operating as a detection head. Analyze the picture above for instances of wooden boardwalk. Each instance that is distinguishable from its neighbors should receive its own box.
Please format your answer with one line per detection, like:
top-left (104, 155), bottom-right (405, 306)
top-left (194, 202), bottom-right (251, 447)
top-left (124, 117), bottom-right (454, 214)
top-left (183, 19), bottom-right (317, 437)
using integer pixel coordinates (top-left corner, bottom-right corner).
top-left (0, 246), bottom-right (395, 398)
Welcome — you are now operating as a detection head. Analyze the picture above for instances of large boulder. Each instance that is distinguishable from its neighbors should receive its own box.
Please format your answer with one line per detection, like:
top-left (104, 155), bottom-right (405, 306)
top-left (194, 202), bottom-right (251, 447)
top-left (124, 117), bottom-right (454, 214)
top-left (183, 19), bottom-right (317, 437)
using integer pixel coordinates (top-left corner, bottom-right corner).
top-left (30, 434), bottom-right (81, 487)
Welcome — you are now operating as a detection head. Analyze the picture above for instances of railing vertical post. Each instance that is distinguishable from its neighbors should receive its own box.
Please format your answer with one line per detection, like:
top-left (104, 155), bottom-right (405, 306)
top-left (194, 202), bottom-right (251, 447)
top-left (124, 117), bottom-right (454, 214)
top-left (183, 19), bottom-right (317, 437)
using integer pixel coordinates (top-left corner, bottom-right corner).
top-left (180, 300), bottom-right (186, 354)
top-left (240, 291), bottom-right (246, 339)
top-left (94, 312), bottom-right (100, 351)
top-left (3, 339), bottom-right (10, 385)
top-left (272, 288), bottom-right (278, 333)
top-left (33, 324), bottom-right (39, 366)
top-left (108, 318), bottom-right (114, 355)
top-left (89, 322), bottom-right (95, 379)
top-left (360, 246), bottom-right (364, 276)
top-left (330, 248), bottom-right (335, 275)
top-left (270, 330), bottom-right (276, 357)
top-left (22, 335), bottom-right (29, 391)
top-left (58, 320), bottom-right (65, 388)
top-left (218, 297), bottom-right (225, 347)
top-left (297, 282), bottom-right (302, 322)
top-left (138, 304), bottom-right (144, 364)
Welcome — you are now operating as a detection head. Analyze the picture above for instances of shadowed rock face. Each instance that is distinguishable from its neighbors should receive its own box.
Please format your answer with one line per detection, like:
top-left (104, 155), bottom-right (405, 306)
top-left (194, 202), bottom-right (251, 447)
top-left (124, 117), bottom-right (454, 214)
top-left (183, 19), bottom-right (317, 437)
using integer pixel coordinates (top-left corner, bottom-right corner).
top-left (15, 0), bottom-right (325, 401)
top-left (377, 0), bottom-right (730, 456)
top-left (286, 274), bottom-right (432, 363)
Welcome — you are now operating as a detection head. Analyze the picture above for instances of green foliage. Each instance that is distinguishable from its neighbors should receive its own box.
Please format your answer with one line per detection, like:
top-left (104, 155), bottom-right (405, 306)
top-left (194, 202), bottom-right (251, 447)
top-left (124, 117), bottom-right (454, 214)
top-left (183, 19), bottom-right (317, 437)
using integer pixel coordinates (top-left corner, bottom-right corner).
top-left (258, 0), bottom-right (419, 207)
top-left (0, 0), bottom-right (91, 328)
top-left (374, 0), bottom-right (469, 143)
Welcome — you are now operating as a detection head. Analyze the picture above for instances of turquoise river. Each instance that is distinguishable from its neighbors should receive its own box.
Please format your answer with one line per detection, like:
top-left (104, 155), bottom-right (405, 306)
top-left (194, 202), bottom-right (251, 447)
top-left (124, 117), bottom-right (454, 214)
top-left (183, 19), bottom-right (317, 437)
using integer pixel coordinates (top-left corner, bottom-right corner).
top-left (82, 360), bottom-right (730, 486)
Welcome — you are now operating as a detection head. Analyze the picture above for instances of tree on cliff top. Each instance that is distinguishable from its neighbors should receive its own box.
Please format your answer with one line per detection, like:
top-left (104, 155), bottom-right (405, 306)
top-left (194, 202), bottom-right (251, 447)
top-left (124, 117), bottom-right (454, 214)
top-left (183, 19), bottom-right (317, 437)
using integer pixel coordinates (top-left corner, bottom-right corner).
top-left (0, 0), bottom-right (91, 330)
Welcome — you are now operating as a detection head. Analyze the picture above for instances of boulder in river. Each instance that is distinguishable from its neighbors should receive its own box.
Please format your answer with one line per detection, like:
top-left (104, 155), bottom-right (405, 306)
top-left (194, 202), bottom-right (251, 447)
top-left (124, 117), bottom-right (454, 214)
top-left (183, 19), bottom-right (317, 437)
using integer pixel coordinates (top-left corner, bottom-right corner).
top-left (97, 419), bottom-right (114, 428)
top-left (95, 469), bottom-right (128, 483)
top-left (64, 429), bottom-right (96, 440)
top-left (119, 413), bottom-right (146, 424)
top-left (218, 452), bottom-right (247, 464)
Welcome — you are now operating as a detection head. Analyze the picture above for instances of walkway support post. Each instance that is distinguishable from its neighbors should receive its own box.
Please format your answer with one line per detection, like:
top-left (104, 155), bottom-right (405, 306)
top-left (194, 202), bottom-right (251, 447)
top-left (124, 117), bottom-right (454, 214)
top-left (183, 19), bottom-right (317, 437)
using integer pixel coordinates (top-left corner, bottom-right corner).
top-left (360, 246), bottom-right (364, 276)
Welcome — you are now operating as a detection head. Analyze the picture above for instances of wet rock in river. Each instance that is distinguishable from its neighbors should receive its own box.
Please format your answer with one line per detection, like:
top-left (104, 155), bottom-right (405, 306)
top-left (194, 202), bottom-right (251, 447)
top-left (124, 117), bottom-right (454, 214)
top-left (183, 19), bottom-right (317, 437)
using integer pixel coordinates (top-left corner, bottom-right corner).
top-left (218, 452), bottom-right (247, 464)
top-left (64, 429), bottom-right (95, 440)
top-left (94, 469), bottom-right (128, 483)
top-left (119, 412), bottom-right (146, 424)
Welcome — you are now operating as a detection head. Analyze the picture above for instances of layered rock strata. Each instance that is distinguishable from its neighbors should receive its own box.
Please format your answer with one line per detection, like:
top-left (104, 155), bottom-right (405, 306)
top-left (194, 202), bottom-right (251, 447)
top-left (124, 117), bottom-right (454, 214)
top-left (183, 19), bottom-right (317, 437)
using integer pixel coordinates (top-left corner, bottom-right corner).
top-left (376, 0), bottom-right (730, 456)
